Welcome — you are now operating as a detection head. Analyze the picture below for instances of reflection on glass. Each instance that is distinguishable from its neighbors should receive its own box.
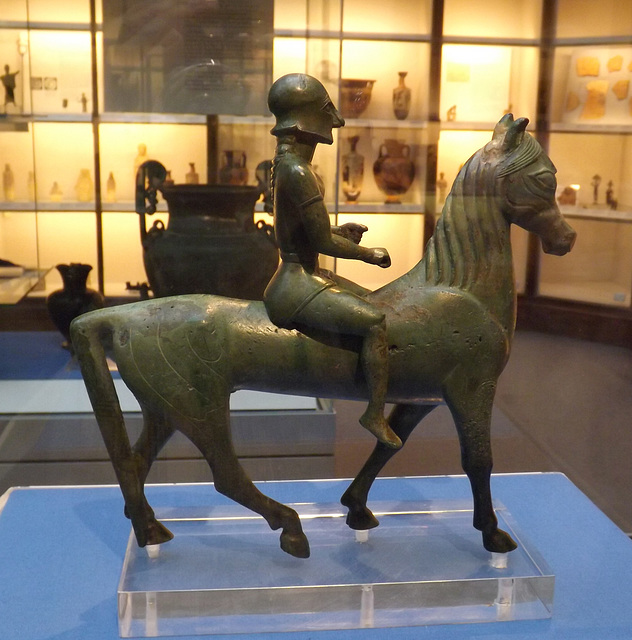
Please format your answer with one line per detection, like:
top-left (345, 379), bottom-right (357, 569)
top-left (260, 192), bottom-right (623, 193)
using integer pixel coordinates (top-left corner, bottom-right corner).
top-left (102, 0), bottom-right (273, 115)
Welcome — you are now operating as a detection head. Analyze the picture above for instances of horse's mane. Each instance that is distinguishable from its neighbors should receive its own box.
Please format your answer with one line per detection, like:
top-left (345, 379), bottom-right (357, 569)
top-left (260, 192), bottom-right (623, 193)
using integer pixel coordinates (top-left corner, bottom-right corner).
top-left (419, 118), bottom-right (541, 292)
top-left (422, 152), bottom-right (499, 290)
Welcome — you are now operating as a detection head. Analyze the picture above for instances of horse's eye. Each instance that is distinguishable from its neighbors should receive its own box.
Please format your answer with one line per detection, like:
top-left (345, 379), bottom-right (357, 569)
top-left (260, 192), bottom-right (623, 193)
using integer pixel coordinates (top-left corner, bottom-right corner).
top-left (533, 171), bottom-right (556, 192)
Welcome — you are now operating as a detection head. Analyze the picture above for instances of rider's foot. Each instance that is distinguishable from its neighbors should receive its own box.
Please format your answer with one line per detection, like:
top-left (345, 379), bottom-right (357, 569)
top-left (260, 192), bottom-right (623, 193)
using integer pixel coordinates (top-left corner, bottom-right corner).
top-left (359, 413), bottom-right (402, 449)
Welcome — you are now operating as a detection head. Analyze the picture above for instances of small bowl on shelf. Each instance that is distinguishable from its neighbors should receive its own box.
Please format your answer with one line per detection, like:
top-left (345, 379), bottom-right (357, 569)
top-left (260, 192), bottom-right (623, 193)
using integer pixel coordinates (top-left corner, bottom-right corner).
top-left (339, 79), bottom-right (376, 118)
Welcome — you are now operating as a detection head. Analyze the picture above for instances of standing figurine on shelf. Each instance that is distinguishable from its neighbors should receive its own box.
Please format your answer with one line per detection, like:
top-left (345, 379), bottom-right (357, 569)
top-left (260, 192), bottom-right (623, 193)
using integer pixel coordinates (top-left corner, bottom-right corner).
top-left (436, 171), bottom-right (448, 204)
top-left (606, 180), bottom-right (618, 210)
top-left (591, 174), bottom-right (601, 204)
top-left (447, 105), bottom-right (457, 121)
top-left (79, 92), bottom-right (88, 113)
top-left (264, 73), bottom-right (399, 448)
top-left (1, 65), bottom-right (19, 112)
top-left (3, 163), bottom-right (15, 201)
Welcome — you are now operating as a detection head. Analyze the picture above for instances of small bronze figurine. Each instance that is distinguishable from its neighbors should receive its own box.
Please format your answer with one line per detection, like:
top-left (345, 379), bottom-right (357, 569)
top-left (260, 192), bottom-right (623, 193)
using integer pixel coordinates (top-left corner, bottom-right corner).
top-left (71, 106), bottom-right (576, 560)
top-left (1, 65), bottom-right (19, 110)
top-left (606, 180), bottom-right (617, 210)
top-left (591, 174), bottom-right (601, 204)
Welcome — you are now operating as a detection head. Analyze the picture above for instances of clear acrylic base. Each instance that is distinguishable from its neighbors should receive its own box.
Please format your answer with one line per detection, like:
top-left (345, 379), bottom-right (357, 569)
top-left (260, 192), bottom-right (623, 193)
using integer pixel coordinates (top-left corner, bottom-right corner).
top-left (118, 500), bottom-right (554, 637)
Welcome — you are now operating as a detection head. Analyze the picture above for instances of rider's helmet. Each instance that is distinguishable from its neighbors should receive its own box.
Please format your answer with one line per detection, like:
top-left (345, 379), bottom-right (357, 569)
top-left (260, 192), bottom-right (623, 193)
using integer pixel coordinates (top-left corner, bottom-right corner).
top-left (268, 73), bottom-right (344, 145)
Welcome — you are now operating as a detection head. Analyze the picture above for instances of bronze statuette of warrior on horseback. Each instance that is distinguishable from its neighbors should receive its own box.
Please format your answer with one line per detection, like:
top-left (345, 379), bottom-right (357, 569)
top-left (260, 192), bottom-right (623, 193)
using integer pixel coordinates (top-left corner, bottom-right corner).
top-left (71, 73), bottom-right (576, 559)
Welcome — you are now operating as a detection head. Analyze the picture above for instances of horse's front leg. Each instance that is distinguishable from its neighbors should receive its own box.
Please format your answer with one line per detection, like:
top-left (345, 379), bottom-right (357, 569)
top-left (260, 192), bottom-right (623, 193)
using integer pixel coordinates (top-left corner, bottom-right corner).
top-left (341, 403), bottom-right (436, 530)
top-left (444, 379), bottom-right (517, 553)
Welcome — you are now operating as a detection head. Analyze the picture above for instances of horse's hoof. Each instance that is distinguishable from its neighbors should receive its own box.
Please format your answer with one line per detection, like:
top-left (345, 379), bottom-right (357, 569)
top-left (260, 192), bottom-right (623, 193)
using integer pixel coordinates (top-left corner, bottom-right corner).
top-left (280, 531), bottom-right (310, 558)
top-left (345, 507), bottom-right (379, 531)
top-left (483, 528), bottom-right (517, 553)
top-left (140, 520), bottom-right (174, 547)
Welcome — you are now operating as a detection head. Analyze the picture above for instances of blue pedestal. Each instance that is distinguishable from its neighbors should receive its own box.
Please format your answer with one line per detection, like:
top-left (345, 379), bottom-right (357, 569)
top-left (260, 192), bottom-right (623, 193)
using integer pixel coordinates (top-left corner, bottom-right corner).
top-left (1, 473), bottom-right (632, 639)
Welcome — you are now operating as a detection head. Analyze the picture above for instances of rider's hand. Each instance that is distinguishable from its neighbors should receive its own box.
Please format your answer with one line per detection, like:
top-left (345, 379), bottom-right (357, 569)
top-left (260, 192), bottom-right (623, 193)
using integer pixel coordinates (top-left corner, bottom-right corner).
top-left (337, 222), bottom-right (368, 244)
top-left (369, 248), bottom-right (391, 268)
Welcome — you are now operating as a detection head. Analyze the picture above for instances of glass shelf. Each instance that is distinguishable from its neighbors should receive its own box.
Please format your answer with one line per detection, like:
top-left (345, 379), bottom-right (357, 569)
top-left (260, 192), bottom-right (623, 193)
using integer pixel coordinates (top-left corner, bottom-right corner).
top-left (562, 206), bottom-right (632, 224)
top-left (336, 203), bottom-right (425, 213)
top-left (343, 118), bottom-right (429, 129)
top-left (551, 123), bottom-right (632, 134)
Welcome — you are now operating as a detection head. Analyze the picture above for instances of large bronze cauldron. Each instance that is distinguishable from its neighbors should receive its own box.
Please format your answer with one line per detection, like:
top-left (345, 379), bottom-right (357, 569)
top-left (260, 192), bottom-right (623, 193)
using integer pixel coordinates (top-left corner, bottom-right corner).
top-left (136, 161), bottom-right (278, 299)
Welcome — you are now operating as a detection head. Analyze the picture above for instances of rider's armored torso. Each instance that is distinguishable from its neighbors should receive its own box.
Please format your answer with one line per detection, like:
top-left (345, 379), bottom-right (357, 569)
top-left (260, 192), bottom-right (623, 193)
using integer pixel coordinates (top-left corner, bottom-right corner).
top-left (263, 145), bottom-right (335, 327)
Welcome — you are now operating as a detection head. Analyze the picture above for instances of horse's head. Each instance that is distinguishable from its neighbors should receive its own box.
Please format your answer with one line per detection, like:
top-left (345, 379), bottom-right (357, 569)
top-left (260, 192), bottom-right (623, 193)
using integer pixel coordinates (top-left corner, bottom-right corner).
top-left (483, 114), bottom-right (576, 256)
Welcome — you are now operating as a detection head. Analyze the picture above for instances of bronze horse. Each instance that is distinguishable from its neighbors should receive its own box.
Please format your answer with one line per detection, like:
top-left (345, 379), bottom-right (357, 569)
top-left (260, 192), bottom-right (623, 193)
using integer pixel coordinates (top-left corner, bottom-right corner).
top-left (71, 115), bottom-right (575, 559)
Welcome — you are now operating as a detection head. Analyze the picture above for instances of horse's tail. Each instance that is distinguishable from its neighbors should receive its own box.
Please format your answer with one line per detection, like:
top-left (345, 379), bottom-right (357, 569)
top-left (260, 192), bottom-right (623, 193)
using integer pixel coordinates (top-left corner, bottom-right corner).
top-left (71, 308), bottom-right (119, 422)
top-left (70, 308), bottom-right (167, 546)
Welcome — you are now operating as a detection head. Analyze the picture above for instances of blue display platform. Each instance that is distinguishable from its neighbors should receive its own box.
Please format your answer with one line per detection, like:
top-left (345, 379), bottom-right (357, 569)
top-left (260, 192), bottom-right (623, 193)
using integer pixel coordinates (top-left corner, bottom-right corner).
top-left (1, 473), bottom-right (632, 639)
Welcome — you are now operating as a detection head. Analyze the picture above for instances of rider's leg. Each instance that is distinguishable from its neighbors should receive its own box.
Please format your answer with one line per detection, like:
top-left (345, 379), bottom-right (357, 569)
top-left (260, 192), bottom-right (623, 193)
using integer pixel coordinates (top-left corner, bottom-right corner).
top-left (321, 269), bottom-right (371, 297)
top-left (358, 317), bottom-right (401, 448)
top-left (292, 288), bottom-right (401, 449)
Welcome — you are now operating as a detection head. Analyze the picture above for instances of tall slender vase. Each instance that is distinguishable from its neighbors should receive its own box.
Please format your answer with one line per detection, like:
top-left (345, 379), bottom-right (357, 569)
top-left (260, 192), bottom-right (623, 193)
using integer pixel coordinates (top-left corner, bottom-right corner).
top-left (3, 164), bottom-right (15, 201)
top-left (341, 136), bottom-right (364, 204)
top-left (392, 72), bottom-right (411, 120)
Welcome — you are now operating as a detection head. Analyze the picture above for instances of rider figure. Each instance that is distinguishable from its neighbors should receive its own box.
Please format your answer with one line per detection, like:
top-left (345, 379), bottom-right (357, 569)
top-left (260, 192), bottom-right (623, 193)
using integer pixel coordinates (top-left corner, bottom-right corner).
top-left (264, 73), bottom-right (401, 449)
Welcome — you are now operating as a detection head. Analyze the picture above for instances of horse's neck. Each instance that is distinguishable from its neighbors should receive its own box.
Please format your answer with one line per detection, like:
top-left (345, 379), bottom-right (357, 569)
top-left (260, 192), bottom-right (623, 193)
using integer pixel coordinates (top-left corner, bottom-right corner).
top-left (379, 161), bottom-right (516, 332)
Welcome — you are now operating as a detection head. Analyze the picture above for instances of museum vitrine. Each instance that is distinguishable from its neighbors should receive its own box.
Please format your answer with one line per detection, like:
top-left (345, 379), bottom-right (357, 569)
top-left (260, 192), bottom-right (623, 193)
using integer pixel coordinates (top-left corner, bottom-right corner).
top-left (0, 0), bottom-right (627, 314)
top-left (0, 1), bottom-right (631, 324)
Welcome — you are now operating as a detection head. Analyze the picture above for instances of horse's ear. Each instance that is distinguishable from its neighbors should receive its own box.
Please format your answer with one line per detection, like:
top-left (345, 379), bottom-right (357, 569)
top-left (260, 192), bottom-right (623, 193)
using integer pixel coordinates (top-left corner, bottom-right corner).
top-left (492, 113), bottom-right (514, 140)
top-left (503, 117), bottom-right (529, 151)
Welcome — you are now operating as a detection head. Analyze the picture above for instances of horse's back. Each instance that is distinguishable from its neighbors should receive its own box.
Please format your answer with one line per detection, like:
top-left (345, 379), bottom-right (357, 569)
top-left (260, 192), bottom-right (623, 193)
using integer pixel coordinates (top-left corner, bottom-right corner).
top-left (76, 295), bottom-right (269, 419)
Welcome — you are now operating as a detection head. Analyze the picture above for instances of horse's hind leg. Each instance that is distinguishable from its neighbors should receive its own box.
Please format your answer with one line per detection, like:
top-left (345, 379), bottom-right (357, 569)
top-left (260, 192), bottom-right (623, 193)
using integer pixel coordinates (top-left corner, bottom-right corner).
top-left (444, 379), bottom-right (517, 553)
top-left (123, 405), bottom-right (176, 521)
top-left (72, 320), bottom-right (173, 548)
top-left (341, 403), bottom-right (436, 530)
top-left (132, 406), bottom-right (175, 485)
top-left (181, 396), bottom-right (310, 558)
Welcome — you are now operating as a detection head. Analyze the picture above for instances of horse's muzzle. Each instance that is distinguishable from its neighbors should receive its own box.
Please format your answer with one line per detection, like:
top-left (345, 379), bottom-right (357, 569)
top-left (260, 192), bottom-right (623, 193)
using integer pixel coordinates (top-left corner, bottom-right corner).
top-left (542, 215), bottom-right (577, 256)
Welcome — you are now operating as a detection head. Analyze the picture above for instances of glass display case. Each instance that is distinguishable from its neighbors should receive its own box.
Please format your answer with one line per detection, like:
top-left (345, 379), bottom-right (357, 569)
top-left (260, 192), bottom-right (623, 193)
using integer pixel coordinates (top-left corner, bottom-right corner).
top-left (3, 0), bottom-right (628, 336)
top-left (0, 0), bottom-right (530, 303)
top-left (1, 0), bottom-right (631, 491)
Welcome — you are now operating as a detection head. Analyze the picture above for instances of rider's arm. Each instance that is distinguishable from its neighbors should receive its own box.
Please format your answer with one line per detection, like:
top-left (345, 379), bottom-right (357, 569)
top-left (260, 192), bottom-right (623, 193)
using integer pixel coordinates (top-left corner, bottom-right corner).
top-left (300, 194), bottom-right (389, 267)
top-left (331, 223), bottom-right (367, 244)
